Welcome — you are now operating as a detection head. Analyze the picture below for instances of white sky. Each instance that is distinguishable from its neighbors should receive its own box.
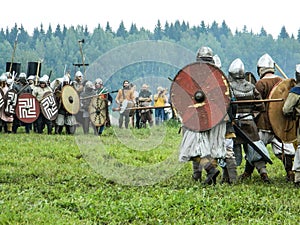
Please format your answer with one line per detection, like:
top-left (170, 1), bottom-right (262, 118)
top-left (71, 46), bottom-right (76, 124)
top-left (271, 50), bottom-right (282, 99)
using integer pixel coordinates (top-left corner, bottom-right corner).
top-left (0, 0), bottom-right (298, 37)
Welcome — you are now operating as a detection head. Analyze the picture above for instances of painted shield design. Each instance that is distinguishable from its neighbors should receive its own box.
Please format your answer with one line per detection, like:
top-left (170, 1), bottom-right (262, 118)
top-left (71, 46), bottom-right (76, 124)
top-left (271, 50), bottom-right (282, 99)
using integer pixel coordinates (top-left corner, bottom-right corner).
top-left (40, 92), bottom-right (59, 121)
top-left (4, 89), bottom-right (18, 116)
top-left (170, 62), bottom-right (230, 131)
top-left (268, 78), bottom-right (297, 143)
top-left (61, 85), bottom-right (80, 114)
top-left (89, 96), bottom-right (107, 126)
top-left (0, 89), bottom-right (4, 109)
top-left (16, 93), bottom-right (40, 123)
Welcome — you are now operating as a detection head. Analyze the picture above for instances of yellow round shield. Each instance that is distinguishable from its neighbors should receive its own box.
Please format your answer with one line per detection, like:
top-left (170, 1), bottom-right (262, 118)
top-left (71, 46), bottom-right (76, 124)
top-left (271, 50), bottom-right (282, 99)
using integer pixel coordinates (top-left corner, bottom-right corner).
top-left (88, 96), bottom-right (107, 126)
top-left (61, 85), bottom-right (80, 114)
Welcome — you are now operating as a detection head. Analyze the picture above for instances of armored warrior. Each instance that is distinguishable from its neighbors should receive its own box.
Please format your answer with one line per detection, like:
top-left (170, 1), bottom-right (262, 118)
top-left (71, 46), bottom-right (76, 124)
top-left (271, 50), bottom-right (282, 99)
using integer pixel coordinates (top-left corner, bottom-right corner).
top-left (282, 64), bottom-right (300, 187)
top-left (228, 58), bottom-right (271, 183)
top-left (254, 53), bottom-right (295, 182)
top-left (178, 46), bottom-right (226, 185)
top-left (138, 84), bottom-right (153, 128)
top-left (32, 76), bottom-right (53, 134)
top-left (0, 73), bottom-right (13, 133)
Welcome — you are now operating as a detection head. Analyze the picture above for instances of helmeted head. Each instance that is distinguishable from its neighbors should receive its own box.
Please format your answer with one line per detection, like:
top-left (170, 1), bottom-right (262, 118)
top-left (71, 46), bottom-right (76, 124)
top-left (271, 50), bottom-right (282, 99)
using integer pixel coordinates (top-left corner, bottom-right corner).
top-left (75, 71), bottom-right (83, 80)
top-left (85, 81), bottom-right (94, 91)
top-left (39, 76), bottom-right (48, 86)
top-left (196, 46), bottom-right (214, 63)
top-left (95, 78), bottom-right (103, 88)
top-left (19, 72), bottom-right (27, 84)
top-left (257, 53), bottom-right (275, 77)
top-left (0, 73), bottom-right (7, 87)
top-left (228, 58), bottom-right (245, 80)
top-left (27, 75), bottom-right (35, 84)
top-left (295, 64), bottom-right (300, 83)
top-left (63, 74), bottom-right (70, 85)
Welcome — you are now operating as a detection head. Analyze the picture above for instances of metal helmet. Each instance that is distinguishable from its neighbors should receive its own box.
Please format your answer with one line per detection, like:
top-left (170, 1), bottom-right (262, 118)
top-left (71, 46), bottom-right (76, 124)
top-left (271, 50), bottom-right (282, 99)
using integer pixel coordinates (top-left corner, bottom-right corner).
top-left (95, 78), bottom-right (103, 85)
top-left (213, 55), bottom-right (222, 68)
top-left (0, 74), bottom-right (7, 82)
top-left (63, 75), bottom-right (70, 83)
top-left (228, 58), bottom-right (245, 79)
top-left (196, 46), bottom-right (213, 61)
top-left (257, 53), bottom-right (275, 77)
top-left (19, 72), bottom-right (27, 78)
top-left (85, 81), bottom-right (94, 90)
top-left (75, 71), bottom-right (83, 78)
top-left (27, 75), bottom-right (35, 81)
top-left (295, 64), bottom-right (300, 83)
top-left (39, 76), bottom-right (48, 84)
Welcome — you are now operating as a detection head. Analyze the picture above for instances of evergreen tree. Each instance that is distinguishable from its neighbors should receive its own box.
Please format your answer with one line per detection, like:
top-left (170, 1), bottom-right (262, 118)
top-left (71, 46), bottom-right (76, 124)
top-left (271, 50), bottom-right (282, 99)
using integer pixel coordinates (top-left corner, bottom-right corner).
top-left (154, 20), bottom-right (163, 40)
top-left (116, 21), bottom-right (128, 38)
top-left (279, 26), bottom-right (289, 39)
top-left (129, 23), bottom-right (138, 35)
top-left (259, 27), bottom-right (267, 37)
top-left (105, 22), bottom-right (113, 33)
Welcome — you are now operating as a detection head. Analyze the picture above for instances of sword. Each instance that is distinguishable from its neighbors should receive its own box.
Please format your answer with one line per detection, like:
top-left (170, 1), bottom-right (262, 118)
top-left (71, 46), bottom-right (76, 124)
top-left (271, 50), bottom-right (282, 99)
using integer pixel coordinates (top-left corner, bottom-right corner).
top-left (233, 123), bottom-right (273, 164)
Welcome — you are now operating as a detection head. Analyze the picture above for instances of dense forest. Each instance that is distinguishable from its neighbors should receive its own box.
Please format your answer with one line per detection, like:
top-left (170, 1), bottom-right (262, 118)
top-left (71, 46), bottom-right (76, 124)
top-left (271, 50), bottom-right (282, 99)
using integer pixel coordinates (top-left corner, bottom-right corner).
top-left (1, 19), bottom-right (300, 92)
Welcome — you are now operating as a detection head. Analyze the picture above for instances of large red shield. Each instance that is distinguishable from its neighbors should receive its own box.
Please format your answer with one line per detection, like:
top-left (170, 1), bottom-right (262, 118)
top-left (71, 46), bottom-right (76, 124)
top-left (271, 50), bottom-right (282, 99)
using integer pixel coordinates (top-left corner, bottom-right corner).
top-left (170, 62), bottom-right (230, 131)
top-left (268, 78), bottom-right (297, 143)
top-left (40, 92), bottom-right (59, 121)
top-left (15, 93), bottom-right (40, 123)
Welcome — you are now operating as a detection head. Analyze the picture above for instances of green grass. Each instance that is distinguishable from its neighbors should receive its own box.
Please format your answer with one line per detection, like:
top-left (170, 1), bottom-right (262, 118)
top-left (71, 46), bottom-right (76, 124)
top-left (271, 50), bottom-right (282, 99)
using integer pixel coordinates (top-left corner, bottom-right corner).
top-left (0, 121), bottom-right (299, 224)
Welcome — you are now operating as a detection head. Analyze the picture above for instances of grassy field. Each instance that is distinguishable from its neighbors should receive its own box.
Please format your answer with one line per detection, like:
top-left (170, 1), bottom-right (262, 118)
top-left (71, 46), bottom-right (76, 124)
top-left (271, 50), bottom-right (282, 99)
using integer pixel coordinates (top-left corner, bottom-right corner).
top-left (0, 121), bottom-right (299, 224)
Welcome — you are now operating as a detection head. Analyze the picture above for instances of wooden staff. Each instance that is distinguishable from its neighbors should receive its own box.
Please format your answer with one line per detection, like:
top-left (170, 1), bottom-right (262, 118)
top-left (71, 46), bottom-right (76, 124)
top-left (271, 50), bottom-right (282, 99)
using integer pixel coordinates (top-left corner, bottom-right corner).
top-left (275, 63), bottom-right (289, 79)
top-left (9, 28), bottom-right (21, 74)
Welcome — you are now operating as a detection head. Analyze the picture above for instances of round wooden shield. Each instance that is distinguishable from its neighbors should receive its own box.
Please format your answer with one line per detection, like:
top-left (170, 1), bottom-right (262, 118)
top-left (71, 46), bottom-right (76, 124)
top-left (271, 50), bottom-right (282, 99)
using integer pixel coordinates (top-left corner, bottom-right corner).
top-left (89, 96), bottom-right (107, 126)
top-left (170, 62), bottom-right (230, 131)
top-left (4, 89), bottom-right (18, 116)
top-left (40, 92), bottom-right (59, 121)
top-left (268, 78), bottom-right (297, 143)
top-left (0, 89), bottom-right (4, 110)
top-left (15, 93), bottom-right (40, 123)
top-left (61, 85), bottom-right (80, 114)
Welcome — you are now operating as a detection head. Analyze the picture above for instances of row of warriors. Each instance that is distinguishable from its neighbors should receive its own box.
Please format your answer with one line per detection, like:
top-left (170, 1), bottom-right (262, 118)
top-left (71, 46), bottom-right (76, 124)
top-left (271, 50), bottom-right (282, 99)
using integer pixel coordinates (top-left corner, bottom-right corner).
top-left (0, 70), bottom-right (112, 135)
top-left (179, 46), bottom-right (300, 188)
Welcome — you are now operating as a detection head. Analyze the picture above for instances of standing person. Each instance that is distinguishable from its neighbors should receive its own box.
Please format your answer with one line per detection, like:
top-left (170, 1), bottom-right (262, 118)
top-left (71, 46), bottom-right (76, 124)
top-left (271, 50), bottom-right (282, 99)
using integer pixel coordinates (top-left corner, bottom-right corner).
top-left (32, 76), bottom-right (53, 134)
top-left (54, 75), bottom-right (77, 135)
top-left (94, 78), bottom-right (112, 135)
top-left (138, 84), bottom-right (153, 128)
top-left (115, 80), bottom-right (135, 129)
top-left (12, 72), bottom-right (33, 133)
top-left (131, 84), bottom-right (140, 128)
top-left (179, 46), bottom-right (226, 185)
top-left (282, 64), bottom-right (300, 187)
top-left (72, 71), bottom-right (84, 127)
top-left (227, 58), bottom-right (271, 183)
top-left (153, 86), bottom-right (168, 125)
top-left (0, 73), bottom-right (13, 133)
top-left (252, 53), bottom-right (295, 182)
top-left (80, 81), bottom-right (96, 134)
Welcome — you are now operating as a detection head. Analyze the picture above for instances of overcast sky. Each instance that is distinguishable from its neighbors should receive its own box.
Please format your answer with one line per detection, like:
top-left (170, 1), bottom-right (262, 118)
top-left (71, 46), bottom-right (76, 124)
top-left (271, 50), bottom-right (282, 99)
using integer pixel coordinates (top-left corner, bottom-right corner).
top-left (0, 0), bottom-right (298, 37)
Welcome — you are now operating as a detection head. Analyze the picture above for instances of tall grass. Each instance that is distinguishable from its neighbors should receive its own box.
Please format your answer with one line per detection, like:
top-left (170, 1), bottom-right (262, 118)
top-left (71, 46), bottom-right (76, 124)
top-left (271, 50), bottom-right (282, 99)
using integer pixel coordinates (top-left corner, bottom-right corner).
top-left (0, 121), bottom-right (299, 224)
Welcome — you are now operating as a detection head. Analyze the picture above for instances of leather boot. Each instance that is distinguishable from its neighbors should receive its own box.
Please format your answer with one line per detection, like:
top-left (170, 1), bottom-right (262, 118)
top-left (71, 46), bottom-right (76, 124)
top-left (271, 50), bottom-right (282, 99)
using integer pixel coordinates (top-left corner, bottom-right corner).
top-left (221, 167), bottom-right (229, 184)
top-left (239, 160), bottom-right (254, 180)
top-left (283, 154), bottom-right (294, 182)
top-left (226, 158), bottom-right (237, 184)
top-left (192, 161), bottom-right (202, 181)
top-left (203, 162), bottom-right (220, 185)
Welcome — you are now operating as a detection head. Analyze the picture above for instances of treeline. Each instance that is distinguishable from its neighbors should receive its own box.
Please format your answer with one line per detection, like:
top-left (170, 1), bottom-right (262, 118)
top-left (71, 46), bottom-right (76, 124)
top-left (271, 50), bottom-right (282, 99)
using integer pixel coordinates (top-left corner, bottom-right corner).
top-left (1, 19), bottom-right (300, 90)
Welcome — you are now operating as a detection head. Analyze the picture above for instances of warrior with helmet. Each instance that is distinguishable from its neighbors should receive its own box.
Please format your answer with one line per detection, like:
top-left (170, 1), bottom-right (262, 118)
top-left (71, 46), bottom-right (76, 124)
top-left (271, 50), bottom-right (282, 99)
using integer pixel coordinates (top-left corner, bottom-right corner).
top-left (32, 76), bottom-right (53, 134)
top-left (72, 71), bottom-right (84, 127)
top-left (178, 46), bottom-right (226, 185)
top-left (12, 72), bottom-right (33, 133)
top-left (228, 58), bottom-right (271, 183)
top-left (283, 64), bottom-right (300, 187)
top-left (54, 74), bottom-right (77, 135)
top-left (0, 73), bottom-right (14, 133)
top-left (247, 53), bottom-right (296, 182)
